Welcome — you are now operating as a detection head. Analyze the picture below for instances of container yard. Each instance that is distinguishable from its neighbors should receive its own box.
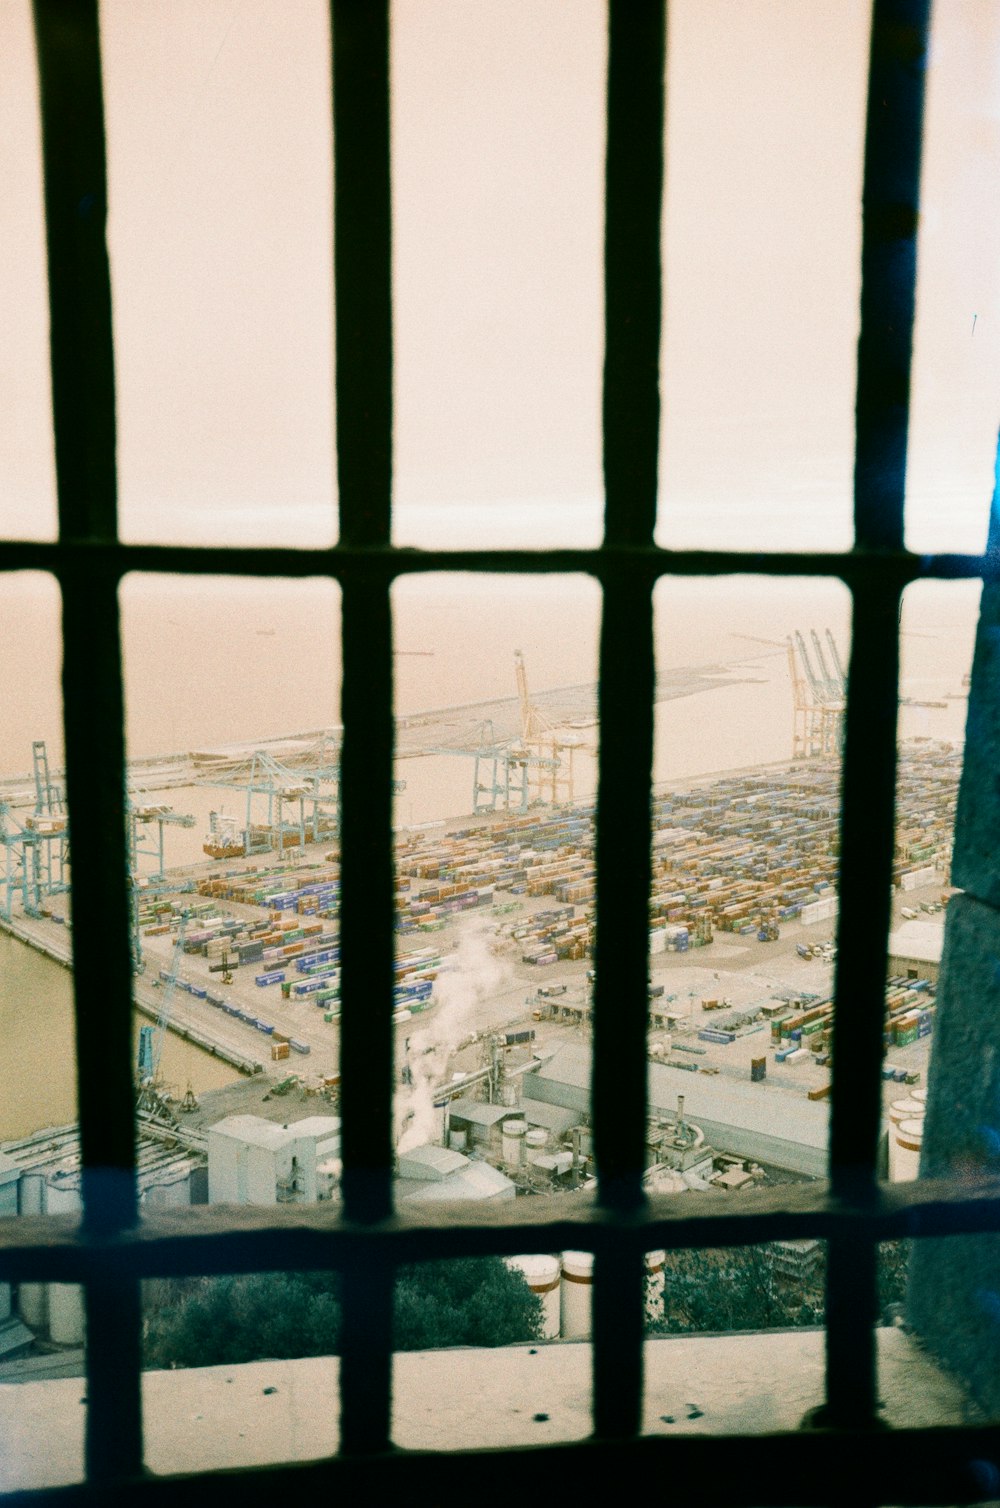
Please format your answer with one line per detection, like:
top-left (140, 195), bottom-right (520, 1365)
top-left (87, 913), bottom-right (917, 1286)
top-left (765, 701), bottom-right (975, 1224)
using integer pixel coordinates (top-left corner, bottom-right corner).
top-left (0, 739), bottom-right (959, 1146)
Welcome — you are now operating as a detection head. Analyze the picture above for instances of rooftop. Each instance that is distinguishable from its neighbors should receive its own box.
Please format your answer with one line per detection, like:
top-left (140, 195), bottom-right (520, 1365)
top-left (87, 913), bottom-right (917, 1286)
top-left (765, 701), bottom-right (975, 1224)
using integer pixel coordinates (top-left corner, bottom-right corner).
top-left (887, 919), bottom-right (945, 964)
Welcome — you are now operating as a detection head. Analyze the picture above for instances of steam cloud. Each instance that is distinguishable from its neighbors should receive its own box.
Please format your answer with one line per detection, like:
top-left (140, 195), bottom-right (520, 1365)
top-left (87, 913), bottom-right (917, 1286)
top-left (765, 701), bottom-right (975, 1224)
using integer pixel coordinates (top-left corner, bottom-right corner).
top-left (395, 919), bottom-right (508, 1155)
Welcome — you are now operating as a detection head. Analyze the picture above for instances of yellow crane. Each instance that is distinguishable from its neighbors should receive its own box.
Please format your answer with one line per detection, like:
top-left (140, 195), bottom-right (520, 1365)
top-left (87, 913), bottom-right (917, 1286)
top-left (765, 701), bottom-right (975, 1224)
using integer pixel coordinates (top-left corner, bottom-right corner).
top-left (513, 650), bottom-right (591, 806)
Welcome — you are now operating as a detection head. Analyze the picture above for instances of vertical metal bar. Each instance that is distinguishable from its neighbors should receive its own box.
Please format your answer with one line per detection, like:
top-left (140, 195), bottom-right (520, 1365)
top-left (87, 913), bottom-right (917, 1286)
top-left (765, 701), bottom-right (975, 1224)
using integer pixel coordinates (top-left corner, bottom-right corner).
top-left (61, 572), bottom-right (144, 1480)
top-left (32, 0), bottom-right (118, 545)
top-left (830, 586), bottom-right (901, 1198)
top-left (821, 0), bottom-right (931, 1432)
top-left (338, 1260), bottom-right (394, 1456)
top-left (337, 577), bottom-right (395, 1454)
top-left (33, 0), bottom-right (143, 1481)
top-left (603, 0), bottom-right (665, 549)
top-left (592, 1244), bottom-right (647, 1441)
top-left (592, 578), bottom-right (653, 1438)
top-left (854, 0), bottom-right (931, 552)
top-left (592, 0), bottom-right (664, 1438)
top-left (593, 580), bottom-right (655, 1209)
top-left (333, 0), bottom-right (393, 550)
top-left (332, 0), bottom-right (395, 1454)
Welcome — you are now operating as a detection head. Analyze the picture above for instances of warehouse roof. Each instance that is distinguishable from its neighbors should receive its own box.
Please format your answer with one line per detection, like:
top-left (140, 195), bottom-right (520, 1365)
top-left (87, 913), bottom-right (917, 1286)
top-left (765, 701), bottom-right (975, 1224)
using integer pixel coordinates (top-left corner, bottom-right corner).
top-left (446, 1099), bottom-right (511, 1127)
top-left (887, 919), bottom-right (945, 964)
top-left (524, 1043), bottom-right (828, 1155)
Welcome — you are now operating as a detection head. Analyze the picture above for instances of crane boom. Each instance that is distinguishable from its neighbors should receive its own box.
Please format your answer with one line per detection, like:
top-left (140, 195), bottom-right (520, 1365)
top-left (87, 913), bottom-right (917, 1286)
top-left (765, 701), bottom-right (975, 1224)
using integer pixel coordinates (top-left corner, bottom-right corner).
top-left (810, 630), bottom-right (839, 702)
top-left (826, 630), bottom-right (848, 694)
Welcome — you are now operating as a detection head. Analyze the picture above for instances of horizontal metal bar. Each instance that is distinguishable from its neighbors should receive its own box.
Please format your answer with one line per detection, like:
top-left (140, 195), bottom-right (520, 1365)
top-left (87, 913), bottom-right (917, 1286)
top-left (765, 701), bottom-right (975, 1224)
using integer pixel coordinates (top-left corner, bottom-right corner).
top-left (1, 1421), bottom-right (998, 1507)
top-left (2, 1176), bottom-right (998, 1284)
top-left (0, 540), bottom-right (994, 584)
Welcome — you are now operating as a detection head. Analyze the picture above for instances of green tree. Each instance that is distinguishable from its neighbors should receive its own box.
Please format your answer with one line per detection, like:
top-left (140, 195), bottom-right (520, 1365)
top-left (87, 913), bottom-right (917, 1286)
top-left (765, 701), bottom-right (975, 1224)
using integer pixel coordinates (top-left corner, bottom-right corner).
top-left (647, 1245), bottom-right (825, 1336)
top-left (393, 1258), bottom-right (543, 1351)
top-left (876, 1239), bottom-right (911, 1321)
top-left (143, 1258), bottom-right (542, 1370)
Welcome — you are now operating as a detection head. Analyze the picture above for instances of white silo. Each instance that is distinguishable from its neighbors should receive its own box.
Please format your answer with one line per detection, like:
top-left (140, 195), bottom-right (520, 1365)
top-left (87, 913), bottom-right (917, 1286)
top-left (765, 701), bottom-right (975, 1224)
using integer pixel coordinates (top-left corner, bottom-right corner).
top-left (141, 1168), bottom-right (192, 1208)
top-left (507, 1254), bottom-right (562, 1339)
top-left (893, 1117), bottom-right (924, 1183)
top-left (16, 1172), bottom-right (48, 1330)
top-left (502, 1119), bottom-right (527, 1169)
top-left (887, 1098), bottom-right (924, 1180)
top-left (45, 1173), bottom-right (84, 1346)
top-left (560, 1249), bottom-right (594, 1339)
top-left (644, 1249), bottom-right (666, 1321)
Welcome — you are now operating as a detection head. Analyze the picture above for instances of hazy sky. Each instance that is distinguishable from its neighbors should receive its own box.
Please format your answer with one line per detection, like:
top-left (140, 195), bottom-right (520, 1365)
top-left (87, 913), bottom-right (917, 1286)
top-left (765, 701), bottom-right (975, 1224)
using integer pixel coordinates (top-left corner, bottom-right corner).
top-left (2, 1), bottom-right (999, 552)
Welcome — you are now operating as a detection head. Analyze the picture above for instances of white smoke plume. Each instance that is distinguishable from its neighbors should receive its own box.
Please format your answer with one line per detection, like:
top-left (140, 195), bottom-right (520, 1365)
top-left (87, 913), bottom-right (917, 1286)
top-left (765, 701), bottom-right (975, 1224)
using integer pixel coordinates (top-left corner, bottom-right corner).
top-left (394, 919), bottom-right (508, 1155)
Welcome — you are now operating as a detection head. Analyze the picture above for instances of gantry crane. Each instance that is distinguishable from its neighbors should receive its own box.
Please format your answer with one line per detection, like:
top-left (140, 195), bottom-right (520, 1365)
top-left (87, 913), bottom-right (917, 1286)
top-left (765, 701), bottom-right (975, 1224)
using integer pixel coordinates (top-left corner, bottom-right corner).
top-left (197, 748), bottom-right (337, 856)
top-left (513, 649), bottom-right (588, 806)
top-left (0, 741), bottom-right (70, 921)
top-left (428, 720), bottom-right (563, 815)
top-left (732, 631), bottom-right (846, 759)
top-left (137, 914), bottom-right (190, 1122)
top-left (196, 738), bottom-right (404, 856)
top-left (427, 649), bottom-right (593, 814)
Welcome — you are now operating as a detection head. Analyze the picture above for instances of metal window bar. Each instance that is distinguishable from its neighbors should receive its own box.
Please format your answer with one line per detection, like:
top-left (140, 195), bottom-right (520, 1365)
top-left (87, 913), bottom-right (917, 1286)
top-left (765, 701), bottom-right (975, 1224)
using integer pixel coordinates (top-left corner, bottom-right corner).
top-left (1, 0), bottom-right (999, 1503)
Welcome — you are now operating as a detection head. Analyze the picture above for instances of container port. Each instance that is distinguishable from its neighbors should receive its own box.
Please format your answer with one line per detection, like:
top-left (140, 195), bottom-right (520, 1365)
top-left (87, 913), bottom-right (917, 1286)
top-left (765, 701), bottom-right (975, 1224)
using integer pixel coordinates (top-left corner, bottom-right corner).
top-left (0, 737), bottom-right (958, 1151)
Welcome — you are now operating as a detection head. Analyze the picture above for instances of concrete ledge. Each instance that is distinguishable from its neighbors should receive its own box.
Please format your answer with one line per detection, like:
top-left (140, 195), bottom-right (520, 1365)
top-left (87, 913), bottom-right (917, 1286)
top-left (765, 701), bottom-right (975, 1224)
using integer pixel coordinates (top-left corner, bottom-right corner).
top-left (0, 1328), bottom-right (974, 1492)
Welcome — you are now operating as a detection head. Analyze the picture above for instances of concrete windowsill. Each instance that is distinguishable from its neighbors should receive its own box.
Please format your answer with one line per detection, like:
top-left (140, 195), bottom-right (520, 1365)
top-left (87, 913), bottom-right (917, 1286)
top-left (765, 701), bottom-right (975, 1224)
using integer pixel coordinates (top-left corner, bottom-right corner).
top-left (0, 1327), bottom-right (976, 1492)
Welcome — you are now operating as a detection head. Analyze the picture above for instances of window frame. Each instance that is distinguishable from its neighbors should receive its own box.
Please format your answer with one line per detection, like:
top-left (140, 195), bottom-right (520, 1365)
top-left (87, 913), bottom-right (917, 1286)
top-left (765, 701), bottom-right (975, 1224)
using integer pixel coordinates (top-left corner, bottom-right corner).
top-left (2, 1), bottom-right (999, 1501)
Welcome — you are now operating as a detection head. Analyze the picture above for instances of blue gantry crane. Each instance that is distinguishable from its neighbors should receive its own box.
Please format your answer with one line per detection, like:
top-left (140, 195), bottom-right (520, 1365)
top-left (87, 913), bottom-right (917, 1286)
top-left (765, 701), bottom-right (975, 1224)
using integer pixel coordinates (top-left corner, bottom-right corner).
top-left (137, 914), bottom-right (191, 1118)
top-left (429, 719), bottom-right (563, 815)
top-left (0, 741), bottom-right (70, 921)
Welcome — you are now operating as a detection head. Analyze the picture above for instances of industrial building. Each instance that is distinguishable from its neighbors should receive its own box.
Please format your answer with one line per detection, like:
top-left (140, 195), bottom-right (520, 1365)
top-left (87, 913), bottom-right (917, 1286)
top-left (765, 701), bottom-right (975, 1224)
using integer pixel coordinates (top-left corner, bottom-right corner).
top-left (207, 1114), bottom-right (341, 1205)
top-left (521, 1042), bottom-right (830, 1179)
top-left (0, 1124), bottom-right (201, 1352)
top-left (886, 919), bottom-right (945, 984)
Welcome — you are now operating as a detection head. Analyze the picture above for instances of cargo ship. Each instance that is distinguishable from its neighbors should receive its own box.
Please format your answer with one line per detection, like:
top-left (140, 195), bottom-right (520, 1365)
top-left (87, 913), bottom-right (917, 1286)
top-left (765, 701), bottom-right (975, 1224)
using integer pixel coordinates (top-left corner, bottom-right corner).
top-left (203, 811), bottom-right (245, 860)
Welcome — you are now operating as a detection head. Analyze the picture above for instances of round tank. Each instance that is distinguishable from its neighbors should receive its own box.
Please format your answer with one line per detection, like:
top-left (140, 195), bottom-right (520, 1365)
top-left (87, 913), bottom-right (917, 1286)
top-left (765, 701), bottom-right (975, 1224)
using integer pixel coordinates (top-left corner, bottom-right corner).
top-left (17, 1174), bottom-right (48, 1330)
top-left (888, 1099), bottom-right (924, 1181)
top-left (507, 1254), bottom-right (561, 1339)
top-left (502, 1119), bottom-right (527, 1169)
top-left (526, 1128), bottom-right (548, 1151)
top-left (644, 1249), bottom-right (666, 1321)
top-left (893, 1116), bottom-right (924, 1183)
top-left (560, 1249), bottom-right (594, 1340)
top-left (45, 1175), bottom-right (84, 1346)
top-left (448, 1128), bottom-right (468, 1153)
top-left (142, 1170), bottom-right (192, 1209)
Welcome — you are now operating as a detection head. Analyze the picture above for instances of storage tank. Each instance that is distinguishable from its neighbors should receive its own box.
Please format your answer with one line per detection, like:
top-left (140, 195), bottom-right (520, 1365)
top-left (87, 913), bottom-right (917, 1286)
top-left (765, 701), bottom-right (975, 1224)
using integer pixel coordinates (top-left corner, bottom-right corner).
top-left (141, 1169), bottom-right (192, 1208)
top-left (525, 1128), bottom-right (548, 1153)
top-left (644, 1249), bottom-right (666, 1321)
top-left (507, 1254), bottom-right (561, 1339)
top-left (17, 1173), bottom-right (47, 1329)
top-left (888, 1098), bottom-right (924, 1180)
top-left (893, 1117), bottom-right (924, 1183)
top-left (45, 1173), bottom-right (84, 1345)
top-left (560, 1249), bottom-right (594, 1339)
top-left (502, 1119), bottom-right (527, 1169)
